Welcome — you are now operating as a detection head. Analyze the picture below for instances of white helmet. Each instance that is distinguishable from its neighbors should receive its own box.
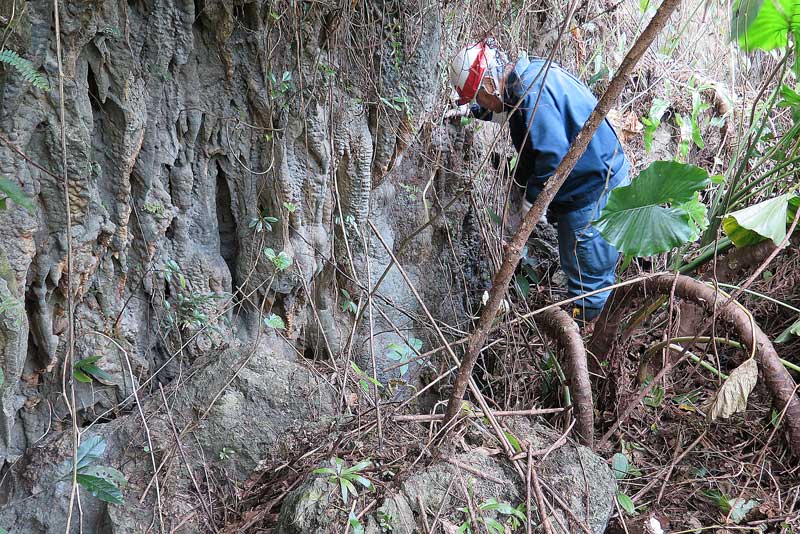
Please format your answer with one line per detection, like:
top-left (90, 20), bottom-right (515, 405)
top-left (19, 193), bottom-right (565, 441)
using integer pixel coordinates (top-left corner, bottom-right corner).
top-left (449, 40), bottom-right (505, 105)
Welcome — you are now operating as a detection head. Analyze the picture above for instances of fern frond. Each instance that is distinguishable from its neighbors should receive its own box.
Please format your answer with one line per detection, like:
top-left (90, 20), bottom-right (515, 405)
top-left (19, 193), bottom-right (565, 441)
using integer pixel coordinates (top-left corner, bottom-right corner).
top-left (0, 50), bottom-right (49, 90)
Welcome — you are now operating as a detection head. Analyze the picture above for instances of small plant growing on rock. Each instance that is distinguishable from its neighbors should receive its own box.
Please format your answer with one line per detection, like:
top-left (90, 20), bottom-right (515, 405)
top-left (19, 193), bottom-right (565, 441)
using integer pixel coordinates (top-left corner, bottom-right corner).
top-left (161, 259), bottom-right (221, 332)
top-left (386, 337), bottom-right (422, 377)
top-left (340, 289), bottom-right (358, 315)
top-left (350, 361), bottom-right (382, 394)
top-left (249, 210), bottom-right (278, 233)
top-left (163, 259), bottom-right (185, 287)
top-left (377, 510), bottom-right (394, 532)
top-left (0, 294), bottom-right (24, 327)
top-left (0, 50), bottom-right (49, 90)
top-left (269, 71), bottom-right (293, 100)
top-left (264, 248), bottom-right (292, 271)
top-left (73, 355), bottom-right (114, 384)
top-left (142, 201), bottom-right (165, 215)
top-left (264, 313), bottom-right (286, 330)
top-left (0, 176), bottom-right (35, 212)
top-left (312, 457), bottom-right (372, 504)
top-left (168, 292), bottom-right (218, 331)
top-left (58, 436), bottom-right (127, 504)
top-left (456, 498), bottom-right (526, 533)
top-left (398, 182), bottom-right (420, 201)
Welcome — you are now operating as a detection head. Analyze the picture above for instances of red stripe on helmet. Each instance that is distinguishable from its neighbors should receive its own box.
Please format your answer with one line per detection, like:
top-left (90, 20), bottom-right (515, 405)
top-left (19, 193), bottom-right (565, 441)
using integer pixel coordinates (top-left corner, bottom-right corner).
top-left (456, 43), bottom-right (487, 105)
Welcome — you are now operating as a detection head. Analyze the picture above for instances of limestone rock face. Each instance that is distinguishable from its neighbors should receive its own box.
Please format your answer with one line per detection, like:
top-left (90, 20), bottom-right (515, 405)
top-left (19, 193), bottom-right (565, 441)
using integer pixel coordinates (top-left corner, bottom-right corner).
top-left (0, 0), bottom-right (589, 532)
top-left (0, 0), bottom-right (487, 530)
top-left (0, 0), bottom-right (448, 458)
top-left (0, 340), bottom-right (337, 533)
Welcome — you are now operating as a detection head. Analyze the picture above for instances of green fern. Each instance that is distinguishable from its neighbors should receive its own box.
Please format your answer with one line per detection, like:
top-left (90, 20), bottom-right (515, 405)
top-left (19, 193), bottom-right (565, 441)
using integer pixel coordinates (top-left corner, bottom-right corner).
top-left (0, 50), bottom-right (49, 90)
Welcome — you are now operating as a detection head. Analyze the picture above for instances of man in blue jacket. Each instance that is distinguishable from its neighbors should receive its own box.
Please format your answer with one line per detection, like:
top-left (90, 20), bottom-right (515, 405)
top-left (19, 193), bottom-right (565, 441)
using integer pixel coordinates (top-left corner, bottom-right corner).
top-left (449, 39), bottom-right (630, 321)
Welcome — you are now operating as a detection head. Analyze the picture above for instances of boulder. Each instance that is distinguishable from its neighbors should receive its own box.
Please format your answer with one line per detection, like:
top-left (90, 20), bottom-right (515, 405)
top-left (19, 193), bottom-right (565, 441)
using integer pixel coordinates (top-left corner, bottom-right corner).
top-left (276, 421), bottom-right (616, 534)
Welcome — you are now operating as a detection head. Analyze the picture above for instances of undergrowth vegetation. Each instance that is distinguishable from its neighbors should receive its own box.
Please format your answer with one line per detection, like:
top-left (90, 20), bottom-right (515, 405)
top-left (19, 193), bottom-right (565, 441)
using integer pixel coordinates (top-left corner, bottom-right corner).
top-left (214, 0), bottom-right (800, 531)
top-left (1, 0), bottom-right (799, 532)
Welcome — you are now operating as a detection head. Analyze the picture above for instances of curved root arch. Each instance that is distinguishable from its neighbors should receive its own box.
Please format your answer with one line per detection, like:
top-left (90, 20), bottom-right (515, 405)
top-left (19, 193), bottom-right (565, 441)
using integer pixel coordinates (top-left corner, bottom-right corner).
top-left (589, 273), bottom-right (800, 455)
top-left (538, 308), bottom-right (594, 447)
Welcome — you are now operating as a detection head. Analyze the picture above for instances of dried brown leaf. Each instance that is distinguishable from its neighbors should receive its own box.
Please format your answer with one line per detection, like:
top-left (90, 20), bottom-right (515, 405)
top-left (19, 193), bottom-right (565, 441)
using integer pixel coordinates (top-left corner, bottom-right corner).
top-left (707, 358), bottom-right (758, 421)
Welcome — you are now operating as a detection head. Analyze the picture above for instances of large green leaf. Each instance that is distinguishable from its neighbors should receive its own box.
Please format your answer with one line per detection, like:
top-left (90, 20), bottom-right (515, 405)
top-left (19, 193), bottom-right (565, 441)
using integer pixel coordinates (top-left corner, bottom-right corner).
top-left (74, 355), bottom-right (115, 385)
top-left (731, 0), bottom-right (799, 51)
top-left (722, 193), bottom-right (797, 247)
top-left (617, 492), bottom-right (636, 515)
top-left (779, 84), bottom-right (800, 121)
top-left (594, 161), bottom-right (711, 257)
top-left (729, 498), bottom-right (760, 523)
top-left (611, 452), bottom-right (630, 480)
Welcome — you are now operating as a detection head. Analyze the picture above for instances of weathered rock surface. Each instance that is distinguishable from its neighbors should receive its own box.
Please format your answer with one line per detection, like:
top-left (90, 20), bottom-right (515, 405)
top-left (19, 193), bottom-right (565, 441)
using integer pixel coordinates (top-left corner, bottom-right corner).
top-left (0, 339), bottom-right (336, 533)
top-left (0, 0), bottom-right (587, 531)
top-left (0, 0), bottom-right (453, 463)
top-left (0, 0), bottom-right (488, 529)
top-left (276, 421), bottom-right (616, 534)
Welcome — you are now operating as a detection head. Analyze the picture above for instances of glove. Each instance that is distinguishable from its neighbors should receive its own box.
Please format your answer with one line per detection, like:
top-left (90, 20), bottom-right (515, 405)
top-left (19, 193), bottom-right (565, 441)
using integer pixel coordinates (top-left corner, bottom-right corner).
top-left (444, 104), bottom-right (471, 120)
top-left (521, 198), bottom-right (548, 224)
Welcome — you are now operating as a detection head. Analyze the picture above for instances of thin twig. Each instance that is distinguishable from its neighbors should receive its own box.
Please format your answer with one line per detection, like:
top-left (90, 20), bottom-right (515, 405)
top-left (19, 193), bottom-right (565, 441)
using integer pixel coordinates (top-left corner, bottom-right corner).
top-left (368, 221), bottom-right (522, 473)
top-left (158, 384), bottom-right (216, 530)
top-left (417, 495), bottom-right (431, 534)
top-left (539, 477), bottom-right (593, 534)
top-left (91, 333), bottom-right (165, 526)
top-left (392, 407), bottom-right (564, 422)
top-left (531, 468), bottom-right (555, 534)
top-left (526, 446), bottom-right (533, 534)
top-left (447, 458), bottom-right (506, 484)
top-left (53, 1), bottom-right (82, 531)
top-left (429, 478), bottom-right (457, 534)
top-left (511, 419), bottom-right (574, 462)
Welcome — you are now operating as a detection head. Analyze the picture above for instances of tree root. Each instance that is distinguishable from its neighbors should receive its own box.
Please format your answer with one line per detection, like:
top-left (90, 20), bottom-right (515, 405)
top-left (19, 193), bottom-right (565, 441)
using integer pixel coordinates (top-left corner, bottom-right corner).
top-left (537, 308), bottom-right (594, 448)
top-left (589, 273), bottom-right (800, 456)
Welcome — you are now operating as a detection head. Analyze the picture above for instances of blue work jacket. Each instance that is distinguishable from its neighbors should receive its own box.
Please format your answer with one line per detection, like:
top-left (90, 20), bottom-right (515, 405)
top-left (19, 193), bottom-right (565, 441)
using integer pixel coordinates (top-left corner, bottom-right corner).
top-left (474, 56), bottom-right (629, 213)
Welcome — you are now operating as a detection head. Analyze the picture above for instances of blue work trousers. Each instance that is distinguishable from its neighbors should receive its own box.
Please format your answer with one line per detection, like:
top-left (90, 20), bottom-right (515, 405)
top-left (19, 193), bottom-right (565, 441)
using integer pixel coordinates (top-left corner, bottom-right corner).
top-left (549, 173), bottom-right (629, 320)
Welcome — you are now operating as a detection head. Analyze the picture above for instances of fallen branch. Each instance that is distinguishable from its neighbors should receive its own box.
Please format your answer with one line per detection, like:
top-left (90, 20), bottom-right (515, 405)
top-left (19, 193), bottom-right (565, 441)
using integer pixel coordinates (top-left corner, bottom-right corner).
top-left (509, 424), bottom-right (570, 461)
top-left (530, 469), bottom-right (555, 534)
top-left (447, 459), bottom-right (506, 484)
top-left (442, 0), bottom-right (684, 427)
top-left (368, 221), bottom-right (525, 470)
top-left (392, 407), bottom-right (564, 422)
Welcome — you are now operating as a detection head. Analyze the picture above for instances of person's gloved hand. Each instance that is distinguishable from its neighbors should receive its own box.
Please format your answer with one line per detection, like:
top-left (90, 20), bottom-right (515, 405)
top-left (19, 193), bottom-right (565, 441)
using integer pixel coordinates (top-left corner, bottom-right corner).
top-left (443, 104), bottom-right (471, 120)
top-left (521, 198), bottom-right (548, 225)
